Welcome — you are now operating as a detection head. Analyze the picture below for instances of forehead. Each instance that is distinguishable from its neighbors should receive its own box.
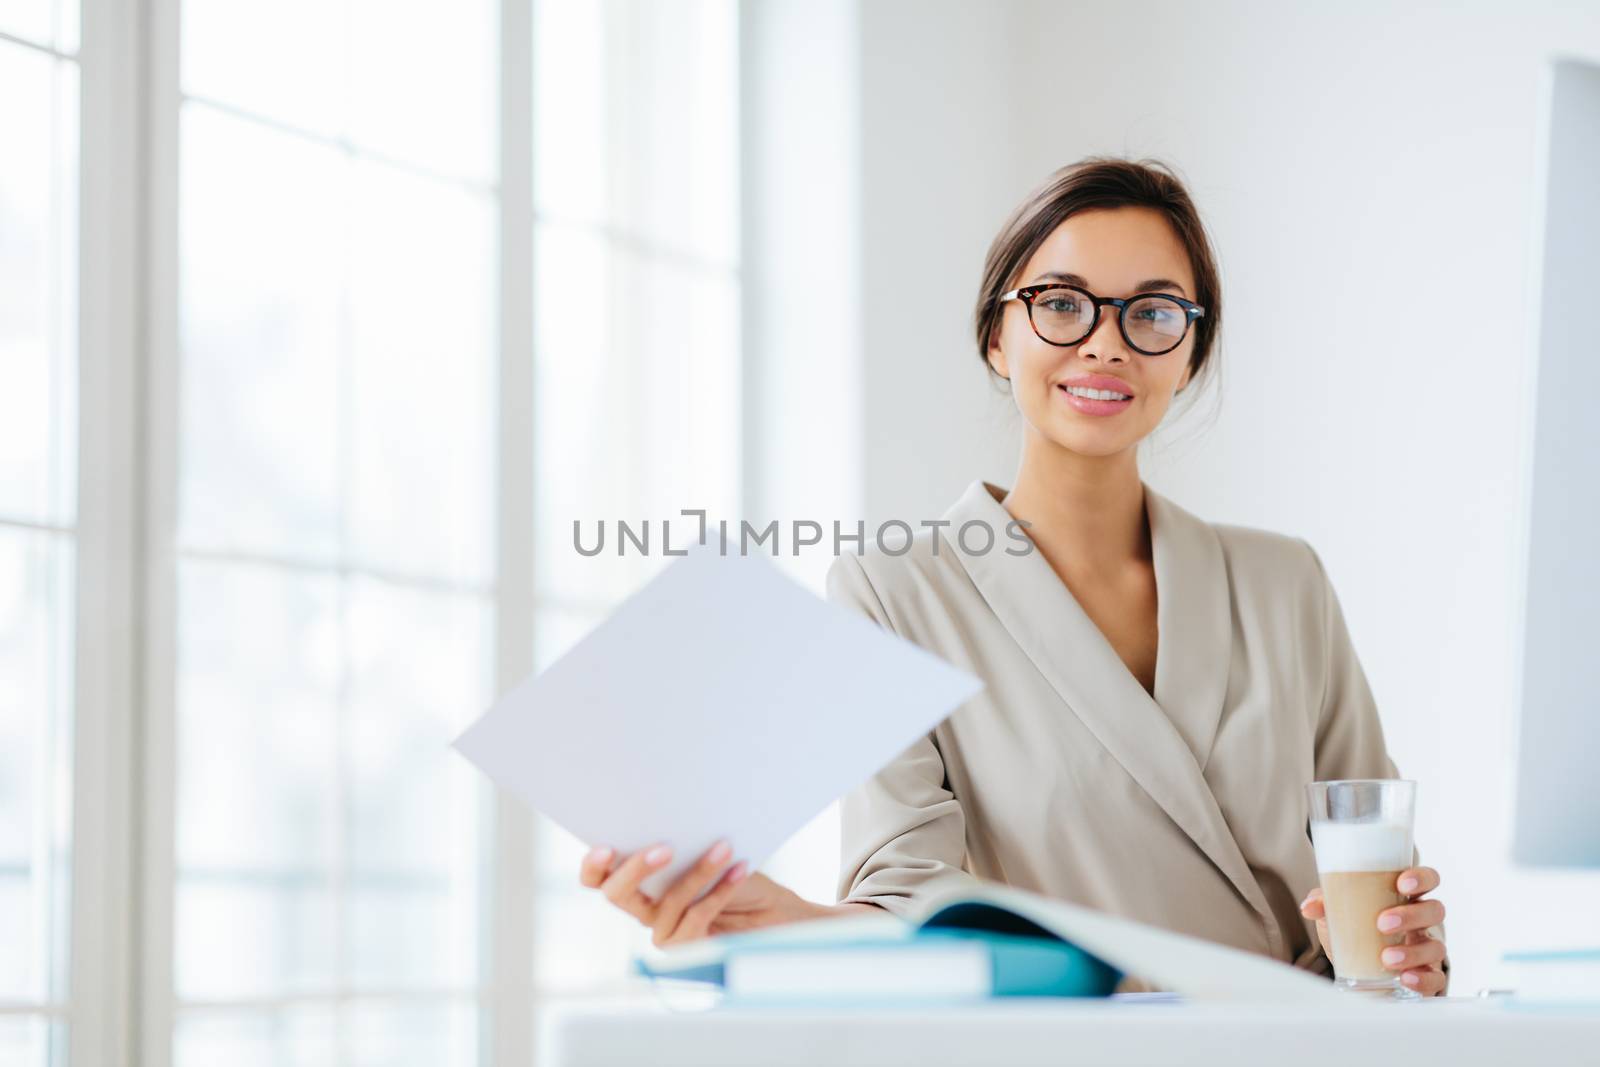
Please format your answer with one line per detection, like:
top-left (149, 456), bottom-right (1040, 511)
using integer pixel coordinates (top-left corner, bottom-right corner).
top-left (1018, 207), bottom-right (1195, 297)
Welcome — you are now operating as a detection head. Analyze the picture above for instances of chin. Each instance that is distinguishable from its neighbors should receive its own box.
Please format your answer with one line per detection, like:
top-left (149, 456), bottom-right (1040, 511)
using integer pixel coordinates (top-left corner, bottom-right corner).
top-left (1038, 421), bottom-right (1138, 459)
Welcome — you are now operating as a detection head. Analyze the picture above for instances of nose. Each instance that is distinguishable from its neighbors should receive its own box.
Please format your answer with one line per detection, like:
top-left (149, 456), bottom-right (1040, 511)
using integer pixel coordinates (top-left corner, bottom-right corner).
top-left (1077, 306), bottom-right (1131, 364)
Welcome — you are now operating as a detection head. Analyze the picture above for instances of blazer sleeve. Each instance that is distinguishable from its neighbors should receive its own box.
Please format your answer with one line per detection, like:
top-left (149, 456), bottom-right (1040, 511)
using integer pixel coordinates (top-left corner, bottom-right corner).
top-left (824, 552), bottom-right (982, 918)
top-left (1299, 538), bottom-right (1448, 984)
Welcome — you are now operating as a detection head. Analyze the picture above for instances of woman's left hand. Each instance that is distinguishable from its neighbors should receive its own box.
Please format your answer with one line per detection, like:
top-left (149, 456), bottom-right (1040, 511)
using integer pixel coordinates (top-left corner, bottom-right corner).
top-left (1299, 866), bottom-right (1449, 996)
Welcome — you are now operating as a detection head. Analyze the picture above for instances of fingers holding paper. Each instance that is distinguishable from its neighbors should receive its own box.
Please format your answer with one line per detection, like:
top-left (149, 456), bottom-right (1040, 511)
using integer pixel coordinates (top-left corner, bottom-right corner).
top-left (580, 838), bottom-right (749, 944)
top-left (584, 841), bottom-right (670, 924)
top-left (653, 848), bottom-right (751, 947)
top-left (580, 839), bottom-right (828, 946)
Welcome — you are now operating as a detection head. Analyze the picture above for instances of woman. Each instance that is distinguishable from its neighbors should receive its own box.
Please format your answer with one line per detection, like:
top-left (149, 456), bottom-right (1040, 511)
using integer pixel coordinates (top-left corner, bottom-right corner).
top-left (576, 157), bottom-right (1450, 996)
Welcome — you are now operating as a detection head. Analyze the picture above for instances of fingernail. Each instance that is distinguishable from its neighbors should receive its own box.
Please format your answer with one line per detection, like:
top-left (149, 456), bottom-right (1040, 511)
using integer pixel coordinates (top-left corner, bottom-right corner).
top-left (645, 845), bottom-right (672, 865)
top-left (1399, 876), bottom-right (1419, 893)
top-left (585, 845), bottom-right (613, 864)
top-left (1402, 971), bottom-right (1420, 987)
top-left (708, 840), bottom-right (731, 864)
top-left (728, 861), bottom-right (749, 883)
top-left (1382, 948), bottom-right (1405, 966)
top-left (1378, 913), bottom-right (1401, 932)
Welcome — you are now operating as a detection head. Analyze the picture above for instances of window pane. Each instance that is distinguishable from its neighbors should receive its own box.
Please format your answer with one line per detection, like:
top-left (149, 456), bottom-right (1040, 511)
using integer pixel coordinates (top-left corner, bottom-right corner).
top-left (54, 0), bottom-right (77, 57)
top-left (533, 885), bottom-right (642, 992)
top-left (0, 529), bottom-right (74, 1006)
top-left (184, 0), bottom-right (496, 184)
top-left (0, 44), bottom-right (78, 526)
top-left (177, 1004), bottom-right (480, 1067)
top-left (532, 223), bottom-right (648, 605)
top-left (175, 561), bottom-right (339, 1000)
top-left (181, 0), bottom-right (345, 140)
top-left (624, 256), bottom-right (740, 523)
top-left (533, 0), bottom-right (738, 266)
top-left (173, 1001), bottom-right (477, 1067)
top-left (345, 1000), bottom-right (477, 1067)
top-left (0, 22), bottom-right (76, 1067)
top-left (179, 106), bottom-right (343, 561)
top-left (532, 0), bottom-right (605, 224)
top-left (174, 1006), bottom-right (337, 1067)
top-left (0, 1), bottom-right (54, 49)
top-left (348, 0), bottom-right (497, 183)
top-left (180, 115), bottom-right (499, 581)
top-left (347, 164), bottom-right (495, 586)
top-left (0, 1017), bottom-right (65, 1067)
top-left (345, 579), bottom-right (489, 989)
top-left (175, 879), bottom-right (337, 1001)
top-left (611, 0), bottom-right (738, 266)
top-left (533, 222), bottom-right (740, 605)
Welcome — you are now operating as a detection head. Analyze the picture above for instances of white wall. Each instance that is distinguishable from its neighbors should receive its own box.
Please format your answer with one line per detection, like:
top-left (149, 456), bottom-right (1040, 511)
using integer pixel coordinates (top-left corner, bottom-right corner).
top-left (856, 0), bottom-right (1022, 529)
top-left (833, 0), bottom-right (1600, 994)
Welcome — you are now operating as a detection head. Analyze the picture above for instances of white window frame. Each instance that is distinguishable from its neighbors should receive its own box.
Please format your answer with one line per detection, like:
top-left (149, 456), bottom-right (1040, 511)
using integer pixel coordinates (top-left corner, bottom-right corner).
top-left (67, 0), bottom-right (145, 1061)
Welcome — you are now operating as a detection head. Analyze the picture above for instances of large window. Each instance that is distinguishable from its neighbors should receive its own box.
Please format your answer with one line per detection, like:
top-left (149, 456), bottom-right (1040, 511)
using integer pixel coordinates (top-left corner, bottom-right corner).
top-left (0, 0), bottom-right (743, 1063)
top-left (0, 3), bottom-right (79, 1066)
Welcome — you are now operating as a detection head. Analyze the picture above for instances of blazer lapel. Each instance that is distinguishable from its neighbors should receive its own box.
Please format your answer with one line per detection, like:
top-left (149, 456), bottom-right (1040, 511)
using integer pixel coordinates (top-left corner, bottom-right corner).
top-left (1145, 484), bottom-right (1231, 772)
top-left (944, 479), bottom-right (1281, 953)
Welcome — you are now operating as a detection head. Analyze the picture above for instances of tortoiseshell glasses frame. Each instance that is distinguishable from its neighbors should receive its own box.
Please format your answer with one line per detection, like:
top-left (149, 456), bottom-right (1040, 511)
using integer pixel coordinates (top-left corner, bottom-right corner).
top-left (998, 283), bottom-right (1206, 356)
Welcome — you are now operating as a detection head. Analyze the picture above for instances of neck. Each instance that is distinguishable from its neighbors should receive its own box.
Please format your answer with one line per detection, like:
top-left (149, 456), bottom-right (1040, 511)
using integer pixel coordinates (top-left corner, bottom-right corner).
top-left (999, 432), bottom-right (1149, 574)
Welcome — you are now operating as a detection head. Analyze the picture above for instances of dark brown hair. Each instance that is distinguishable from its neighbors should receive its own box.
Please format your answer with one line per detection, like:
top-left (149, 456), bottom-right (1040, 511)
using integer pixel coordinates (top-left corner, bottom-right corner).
top-left (973, 156), bottom-right (1223, 394)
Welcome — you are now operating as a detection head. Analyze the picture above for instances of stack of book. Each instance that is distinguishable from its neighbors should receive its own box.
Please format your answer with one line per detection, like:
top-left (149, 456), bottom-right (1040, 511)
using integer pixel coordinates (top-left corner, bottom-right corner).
top-left (636, 882), bottom-right (1343, 1004)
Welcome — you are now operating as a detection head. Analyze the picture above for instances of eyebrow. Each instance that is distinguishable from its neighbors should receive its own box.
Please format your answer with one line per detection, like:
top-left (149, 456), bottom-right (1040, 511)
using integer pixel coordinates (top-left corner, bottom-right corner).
top-left (1030, 270), bottom-right (1188, 298)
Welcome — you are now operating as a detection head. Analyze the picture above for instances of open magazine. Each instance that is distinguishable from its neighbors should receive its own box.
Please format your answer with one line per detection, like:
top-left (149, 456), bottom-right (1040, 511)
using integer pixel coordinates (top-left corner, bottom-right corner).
top-left (635, 881), bottom-right (1340, 1002)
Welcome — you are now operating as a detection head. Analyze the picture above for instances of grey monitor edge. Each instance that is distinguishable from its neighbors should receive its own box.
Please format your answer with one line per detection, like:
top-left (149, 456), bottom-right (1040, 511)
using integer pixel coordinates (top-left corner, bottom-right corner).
top-left (1510, 56), bottom-right (1600, 869)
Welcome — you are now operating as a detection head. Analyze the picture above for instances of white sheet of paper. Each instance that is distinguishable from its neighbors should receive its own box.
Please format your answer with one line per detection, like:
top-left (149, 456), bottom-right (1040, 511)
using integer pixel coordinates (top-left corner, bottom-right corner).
top-left (451, 538), bottom-right (984, 902)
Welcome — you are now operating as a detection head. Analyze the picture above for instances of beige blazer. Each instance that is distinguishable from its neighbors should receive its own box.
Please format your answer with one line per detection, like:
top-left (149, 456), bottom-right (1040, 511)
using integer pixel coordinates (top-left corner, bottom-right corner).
top-left (826, 478), bottom-right (1420, 980)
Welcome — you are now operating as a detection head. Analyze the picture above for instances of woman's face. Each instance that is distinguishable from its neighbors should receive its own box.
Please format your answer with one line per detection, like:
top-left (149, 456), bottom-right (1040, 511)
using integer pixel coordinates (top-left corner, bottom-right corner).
top-left (987, 206), bottom-right (1197, 460)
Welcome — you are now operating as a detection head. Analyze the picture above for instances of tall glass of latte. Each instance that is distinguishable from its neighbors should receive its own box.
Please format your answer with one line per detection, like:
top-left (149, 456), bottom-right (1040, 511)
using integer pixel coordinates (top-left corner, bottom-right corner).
top-left (1306, 779), bottom-right (1418, 999)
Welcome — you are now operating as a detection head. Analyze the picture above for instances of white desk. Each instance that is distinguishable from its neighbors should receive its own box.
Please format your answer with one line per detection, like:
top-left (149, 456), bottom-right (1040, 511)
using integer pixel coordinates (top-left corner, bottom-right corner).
top-left (540, 990), bottom-right (1600, 1066)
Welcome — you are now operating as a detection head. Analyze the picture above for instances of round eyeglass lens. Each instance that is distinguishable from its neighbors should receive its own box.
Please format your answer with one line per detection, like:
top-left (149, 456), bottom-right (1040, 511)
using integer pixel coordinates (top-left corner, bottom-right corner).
top-left (1028, 287), bottom-right (1096, 344)
top-left (1124, 295), bottom-right (1189, 353)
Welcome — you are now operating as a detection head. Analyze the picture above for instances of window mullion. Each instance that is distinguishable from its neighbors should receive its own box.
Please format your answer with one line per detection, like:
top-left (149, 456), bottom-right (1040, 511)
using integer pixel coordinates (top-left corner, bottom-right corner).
top-left (491, 0), bottom-right (537, 1064)
top-left (133, 0), bottom-right (181, 1060)
top-left (68, 0), bottom-right (150, 1064)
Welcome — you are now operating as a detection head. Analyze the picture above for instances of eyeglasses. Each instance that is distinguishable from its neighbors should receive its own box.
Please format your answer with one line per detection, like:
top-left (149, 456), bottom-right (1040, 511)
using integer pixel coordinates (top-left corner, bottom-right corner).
top-left (998, 283), bottom-right (1206, 356)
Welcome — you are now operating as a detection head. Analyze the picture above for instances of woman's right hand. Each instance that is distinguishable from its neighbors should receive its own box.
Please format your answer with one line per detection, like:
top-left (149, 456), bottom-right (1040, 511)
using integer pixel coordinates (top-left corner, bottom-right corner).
top-left (578, 839), bottom-right (829, 948)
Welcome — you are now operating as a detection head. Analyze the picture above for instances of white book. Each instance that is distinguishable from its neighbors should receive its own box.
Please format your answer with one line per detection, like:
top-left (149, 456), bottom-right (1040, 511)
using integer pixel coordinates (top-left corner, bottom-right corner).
top-left (726, 940), bottom-right (993, 1000)
top-left (640, 881), bottom-right (1344, 1003)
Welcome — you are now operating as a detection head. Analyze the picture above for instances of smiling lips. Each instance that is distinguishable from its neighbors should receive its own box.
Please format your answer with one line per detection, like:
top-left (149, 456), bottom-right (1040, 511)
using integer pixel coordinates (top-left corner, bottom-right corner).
top-left (1059, 373), bottom-right (1135, 397)
top-left (1057, 374), bottom-right (1135, 416)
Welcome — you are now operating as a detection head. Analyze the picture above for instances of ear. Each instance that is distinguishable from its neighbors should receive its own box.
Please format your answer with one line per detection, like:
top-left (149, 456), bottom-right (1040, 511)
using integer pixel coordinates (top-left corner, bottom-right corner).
top-left (987, 334), bottom-right (1010, 381)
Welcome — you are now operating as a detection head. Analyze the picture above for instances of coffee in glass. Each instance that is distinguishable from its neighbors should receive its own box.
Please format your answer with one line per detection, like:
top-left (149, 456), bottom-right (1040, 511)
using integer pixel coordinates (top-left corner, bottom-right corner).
top-left (1306, 779), bottom-right (1419, 999)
